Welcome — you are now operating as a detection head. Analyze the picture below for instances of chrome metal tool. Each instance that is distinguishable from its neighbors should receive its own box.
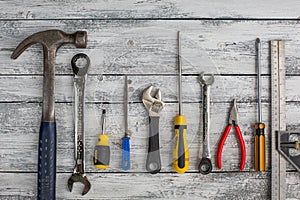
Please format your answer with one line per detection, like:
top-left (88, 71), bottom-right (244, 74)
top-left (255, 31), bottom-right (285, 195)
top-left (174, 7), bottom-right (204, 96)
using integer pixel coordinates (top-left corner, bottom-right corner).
top-left (68, 53), bottom-right (91, 195)
top-left (198, 72), bottom-right (214, 175)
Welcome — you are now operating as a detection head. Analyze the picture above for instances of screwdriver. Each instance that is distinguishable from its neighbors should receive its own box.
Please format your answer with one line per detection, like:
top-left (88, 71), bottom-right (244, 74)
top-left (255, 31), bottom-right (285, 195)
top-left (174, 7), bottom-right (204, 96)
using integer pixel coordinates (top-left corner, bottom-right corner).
top-left (94, 109), bottom-right (110, 169)
top-left (254, 38), bottom-right (266, 171)
top-left (122, 75), bottom-right (131, 170)
top-left (173, 31), bottom-right (189, 173)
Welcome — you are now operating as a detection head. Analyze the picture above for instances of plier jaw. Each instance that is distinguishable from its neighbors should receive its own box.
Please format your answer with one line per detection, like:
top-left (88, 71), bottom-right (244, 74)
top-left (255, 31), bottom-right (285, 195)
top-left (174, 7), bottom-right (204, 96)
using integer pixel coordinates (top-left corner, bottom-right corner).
top-left (142, 86), bottom-right (165, 117)
top-left (229, 99), bottom-right (238, 125)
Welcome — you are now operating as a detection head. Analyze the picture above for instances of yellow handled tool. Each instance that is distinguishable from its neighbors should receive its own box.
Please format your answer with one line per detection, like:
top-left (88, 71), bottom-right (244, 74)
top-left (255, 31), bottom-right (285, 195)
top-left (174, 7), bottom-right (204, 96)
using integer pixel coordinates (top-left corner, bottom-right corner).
top-left (254, 38), bottom-right (266, 171)
top-left (173, 31), bottom-right (189, 173)
top-left (254, 123), bottom-right (266, 171)
top-left (94, 109), bottom-right (110, 169)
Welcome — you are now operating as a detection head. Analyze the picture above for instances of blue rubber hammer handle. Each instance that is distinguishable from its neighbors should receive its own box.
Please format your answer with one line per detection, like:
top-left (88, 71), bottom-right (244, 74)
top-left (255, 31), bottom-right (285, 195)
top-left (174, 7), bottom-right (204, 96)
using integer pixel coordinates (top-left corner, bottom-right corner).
top-left (38, 122), bottom-right (56, 200)
top-left (122, 137), bottom-right (130, 170)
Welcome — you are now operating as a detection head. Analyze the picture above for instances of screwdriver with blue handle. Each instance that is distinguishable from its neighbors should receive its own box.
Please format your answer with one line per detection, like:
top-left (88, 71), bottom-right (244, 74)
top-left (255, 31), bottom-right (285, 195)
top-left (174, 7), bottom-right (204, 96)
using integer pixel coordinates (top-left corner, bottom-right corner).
top-left (94, 109), bottom-right (110, 169)
top-left (173, 31), bottom-right (189, 173)
top-left (122, 76), bottom-right (131, 170)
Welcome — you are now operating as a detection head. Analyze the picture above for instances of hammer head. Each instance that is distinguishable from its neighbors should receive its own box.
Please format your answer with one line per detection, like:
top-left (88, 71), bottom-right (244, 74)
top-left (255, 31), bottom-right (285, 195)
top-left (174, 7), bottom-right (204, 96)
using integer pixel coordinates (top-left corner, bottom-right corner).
top-left (11, 29), bottom-right (87, 59)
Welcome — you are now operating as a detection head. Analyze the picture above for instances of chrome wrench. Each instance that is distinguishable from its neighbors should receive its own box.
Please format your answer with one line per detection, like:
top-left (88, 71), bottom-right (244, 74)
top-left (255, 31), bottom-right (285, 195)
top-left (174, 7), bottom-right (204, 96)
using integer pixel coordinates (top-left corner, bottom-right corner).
top-left (142, 86), bottom-right (165, 174)
top-left (198, 72), bottom-right (214, 175)
top-left (68, 53), bottom-right (91, 195)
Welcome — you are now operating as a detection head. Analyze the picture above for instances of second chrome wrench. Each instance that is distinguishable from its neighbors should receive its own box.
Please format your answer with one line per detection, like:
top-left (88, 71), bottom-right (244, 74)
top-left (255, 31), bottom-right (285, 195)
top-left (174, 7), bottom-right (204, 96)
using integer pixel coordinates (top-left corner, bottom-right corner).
top-left (198, 72), bottom-right (214, 175)
top-left (68, 53), bottom-right (91, 195)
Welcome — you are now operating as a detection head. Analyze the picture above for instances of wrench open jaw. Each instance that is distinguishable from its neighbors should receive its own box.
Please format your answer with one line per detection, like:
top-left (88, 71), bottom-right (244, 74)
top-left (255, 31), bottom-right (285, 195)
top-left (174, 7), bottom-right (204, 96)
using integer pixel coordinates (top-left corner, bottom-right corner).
top-left (68, 173), bottom-right (91, 195)
top-left (142, 86), bottom-right (165, 174)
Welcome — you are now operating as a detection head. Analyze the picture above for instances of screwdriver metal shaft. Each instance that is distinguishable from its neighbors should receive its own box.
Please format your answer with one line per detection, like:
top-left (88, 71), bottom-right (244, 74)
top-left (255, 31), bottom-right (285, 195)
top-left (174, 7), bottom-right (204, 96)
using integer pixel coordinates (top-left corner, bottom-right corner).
top-left (173, 31), bottom-right (189, 173)
top-left (122, 76), bottom-right (131, 170)
top-left (254, 38), bottom-right (266, 172)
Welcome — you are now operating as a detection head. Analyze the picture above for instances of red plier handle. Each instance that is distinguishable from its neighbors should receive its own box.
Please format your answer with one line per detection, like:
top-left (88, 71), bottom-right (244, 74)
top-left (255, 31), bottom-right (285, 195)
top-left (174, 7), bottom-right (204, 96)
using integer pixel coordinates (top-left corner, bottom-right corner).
top-left (217, 125), bottom-right (246, 170)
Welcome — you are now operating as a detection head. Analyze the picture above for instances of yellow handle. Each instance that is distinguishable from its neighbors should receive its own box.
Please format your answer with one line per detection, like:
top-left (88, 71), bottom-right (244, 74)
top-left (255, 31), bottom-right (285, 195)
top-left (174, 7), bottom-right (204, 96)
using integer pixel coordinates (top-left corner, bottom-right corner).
top-left (97, 134), bottom-right (109, 146)
top-left (94, 134), bottom-right (110, 169)
top-left (173, 115), bottom-right (189, 173)
top-left (254, 123), bottom-right (266, 171)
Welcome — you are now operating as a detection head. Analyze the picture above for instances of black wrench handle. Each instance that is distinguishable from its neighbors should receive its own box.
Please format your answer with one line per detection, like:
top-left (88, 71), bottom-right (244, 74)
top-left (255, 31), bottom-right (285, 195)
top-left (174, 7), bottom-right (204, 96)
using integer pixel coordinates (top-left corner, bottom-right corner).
top-left (146, 116), bottom-right (161, 174)
top-left (38, 122), bottom-right (56, 200)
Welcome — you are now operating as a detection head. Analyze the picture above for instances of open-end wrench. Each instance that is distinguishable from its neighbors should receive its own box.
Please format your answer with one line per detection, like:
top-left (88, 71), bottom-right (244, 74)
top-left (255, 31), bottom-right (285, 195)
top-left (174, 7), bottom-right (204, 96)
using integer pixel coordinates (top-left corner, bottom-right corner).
top-left (142, 86), bottom-right (165, 174)
top-left (68, 53), bottom-right (91, 195)
top-left (198, 72), bottom-right (214, 175)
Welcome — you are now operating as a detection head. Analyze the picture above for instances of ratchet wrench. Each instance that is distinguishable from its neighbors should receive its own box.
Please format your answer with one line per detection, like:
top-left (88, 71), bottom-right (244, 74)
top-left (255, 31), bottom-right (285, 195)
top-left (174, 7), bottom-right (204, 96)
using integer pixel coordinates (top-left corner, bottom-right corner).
top-left (68, 53), bottom-right (91, 195)
top-left (198, 72), bottom-right (214, 175)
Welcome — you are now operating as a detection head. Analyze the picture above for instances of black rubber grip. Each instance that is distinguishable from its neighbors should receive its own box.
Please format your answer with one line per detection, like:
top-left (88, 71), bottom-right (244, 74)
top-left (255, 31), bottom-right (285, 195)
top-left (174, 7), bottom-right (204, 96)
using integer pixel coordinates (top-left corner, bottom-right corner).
top-left (38, 122), bottom-right (56, 200)
top-left (146, 116), bottom-right (161, 174)
top-left (94, 145), bottom-right (110, 166)
top-left (175, 125), bottom-right (187, 169)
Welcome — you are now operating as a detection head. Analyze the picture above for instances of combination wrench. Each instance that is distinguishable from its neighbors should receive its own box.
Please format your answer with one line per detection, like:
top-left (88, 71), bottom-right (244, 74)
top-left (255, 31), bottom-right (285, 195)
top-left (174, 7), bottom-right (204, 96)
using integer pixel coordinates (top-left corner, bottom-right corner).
top-left (68, 53), bottom-right (91, 195)
top-left (198, 72), bottom-right (214, 175)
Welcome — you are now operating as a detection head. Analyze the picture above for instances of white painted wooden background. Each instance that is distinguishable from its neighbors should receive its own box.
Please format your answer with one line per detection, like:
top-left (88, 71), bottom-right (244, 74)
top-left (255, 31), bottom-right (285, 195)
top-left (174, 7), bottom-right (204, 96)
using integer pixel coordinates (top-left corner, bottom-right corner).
top-left (1, 1), bottom-right (300, 199)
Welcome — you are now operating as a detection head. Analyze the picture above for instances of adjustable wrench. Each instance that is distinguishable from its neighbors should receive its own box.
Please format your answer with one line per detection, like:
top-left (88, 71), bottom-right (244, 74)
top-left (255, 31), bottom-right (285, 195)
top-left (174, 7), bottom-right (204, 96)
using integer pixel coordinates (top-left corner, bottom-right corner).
top-left (198, 72), bottom-right (214, 175)
top-left (142, 86), bottom-right (165, 174)
top-left (68, 53), bottom-right (91, 195)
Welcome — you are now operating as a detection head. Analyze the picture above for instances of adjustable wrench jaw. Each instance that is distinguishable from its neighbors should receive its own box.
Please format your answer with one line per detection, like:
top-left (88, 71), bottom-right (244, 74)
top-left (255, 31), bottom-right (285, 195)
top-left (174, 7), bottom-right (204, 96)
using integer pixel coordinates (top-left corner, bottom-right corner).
top-left (142, 86), bottom-right (165, 117)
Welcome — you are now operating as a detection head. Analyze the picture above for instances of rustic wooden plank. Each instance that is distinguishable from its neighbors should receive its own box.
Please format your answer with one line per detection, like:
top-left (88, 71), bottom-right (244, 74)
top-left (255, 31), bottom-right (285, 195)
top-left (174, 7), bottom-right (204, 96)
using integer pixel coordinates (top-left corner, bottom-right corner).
top-left (3, 74), bottom-right (300, 106)
top-left (0, 101), bottom-right (271, 172)
top-left (2, 20), bottom-right (300, 75)
top-left (0, 172), bottom-right (271, 199)
top-left (0, 75), bottom-right (269, 103)
top-left (1, 0), bottom-right (300, 19)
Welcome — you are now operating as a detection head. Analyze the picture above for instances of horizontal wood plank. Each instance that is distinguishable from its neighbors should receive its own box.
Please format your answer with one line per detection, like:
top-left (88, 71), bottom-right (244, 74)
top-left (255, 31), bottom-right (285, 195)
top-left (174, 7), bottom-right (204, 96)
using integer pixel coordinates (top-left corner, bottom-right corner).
top-left (2, 74), bottom-right (300, 103)
top-left (2, 20), bottom-right (300, 75)
top-left (0, 75), bottom-right (267, 102)
top-left (0, 172), bottom-right (273, 199)
top-left (1, 1), bottom-right (300, 19)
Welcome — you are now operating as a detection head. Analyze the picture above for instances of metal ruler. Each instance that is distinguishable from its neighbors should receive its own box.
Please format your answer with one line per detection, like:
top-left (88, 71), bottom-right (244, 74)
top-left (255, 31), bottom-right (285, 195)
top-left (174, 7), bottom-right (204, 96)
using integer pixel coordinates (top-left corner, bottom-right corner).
top-left (271, 40), bottom-right (286, 200)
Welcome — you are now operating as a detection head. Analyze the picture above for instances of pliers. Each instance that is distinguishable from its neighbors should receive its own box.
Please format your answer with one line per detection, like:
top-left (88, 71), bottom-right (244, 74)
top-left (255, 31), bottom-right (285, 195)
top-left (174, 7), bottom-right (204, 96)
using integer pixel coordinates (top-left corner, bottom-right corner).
top-left (217, 99), bottom-right (246, 171)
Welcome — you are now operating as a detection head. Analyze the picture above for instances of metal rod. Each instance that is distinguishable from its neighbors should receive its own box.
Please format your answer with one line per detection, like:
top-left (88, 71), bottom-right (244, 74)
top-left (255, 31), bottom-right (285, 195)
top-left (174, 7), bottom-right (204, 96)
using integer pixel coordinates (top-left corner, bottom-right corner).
top-left (100, 109), bottom-right (106, 134)
top-left (256, 38), bottom-right (262, 123)
top-left (124, 75), bottom-right (129, 135)
top-left (178, 31), bottom-right (183, 115)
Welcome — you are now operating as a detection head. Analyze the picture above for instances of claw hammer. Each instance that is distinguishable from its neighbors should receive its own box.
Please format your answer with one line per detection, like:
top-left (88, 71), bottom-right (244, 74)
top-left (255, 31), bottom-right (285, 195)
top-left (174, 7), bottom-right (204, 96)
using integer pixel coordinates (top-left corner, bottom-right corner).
top-left (11, 30), bottom-right (87, 200)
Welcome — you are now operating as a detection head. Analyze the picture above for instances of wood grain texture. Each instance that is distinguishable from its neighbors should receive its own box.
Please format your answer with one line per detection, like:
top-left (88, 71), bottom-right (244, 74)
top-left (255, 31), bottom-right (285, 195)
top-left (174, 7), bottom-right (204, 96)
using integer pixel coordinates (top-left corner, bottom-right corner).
top-left (0, 172), bottom-right (271, 199)
top-left (1, 2), bottom-right (300, 199)
top-left (1, 0), bottom-right (300, 19)
top-left (2, 20), bottom-right (300, 75)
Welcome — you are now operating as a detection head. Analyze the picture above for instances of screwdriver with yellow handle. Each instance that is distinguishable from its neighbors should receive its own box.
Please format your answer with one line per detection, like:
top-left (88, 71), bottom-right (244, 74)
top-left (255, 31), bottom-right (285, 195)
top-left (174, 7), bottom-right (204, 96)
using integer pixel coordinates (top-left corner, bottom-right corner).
top-left (254, 38), bottom-right (266, 171)
top-left (173, 31), bottom-right (189, 173)
top-left (94, 109), bottom-right (110, 169)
